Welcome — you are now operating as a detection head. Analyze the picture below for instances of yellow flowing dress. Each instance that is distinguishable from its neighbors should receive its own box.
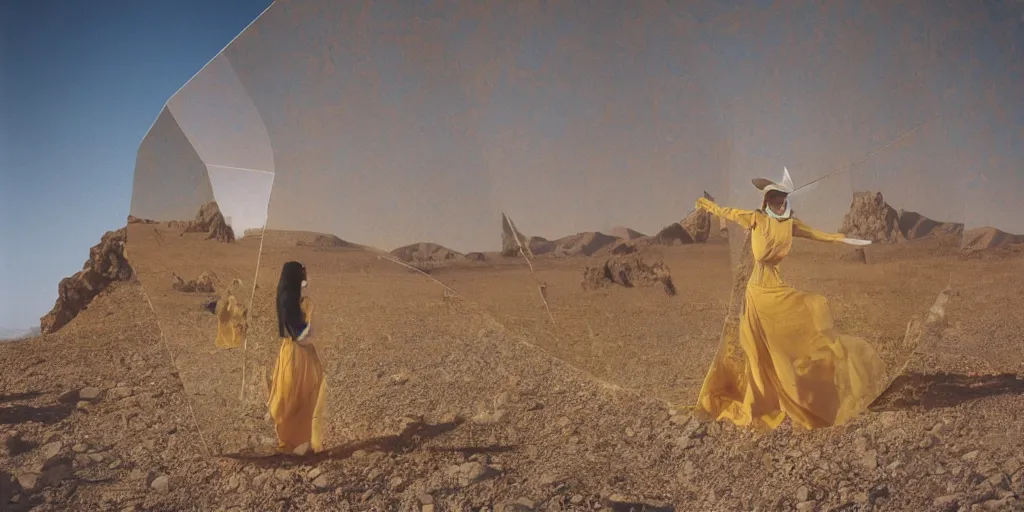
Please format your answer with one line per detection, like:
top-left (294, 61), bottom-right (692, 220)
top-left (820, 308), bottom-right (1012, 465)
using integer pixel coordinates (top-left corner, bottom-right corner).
top-left (695, 199), bottom-right (886, 430)
top-left (267, 296), bottom-right (327, 452)
top-left (214, 295), bottom-right (246, 349)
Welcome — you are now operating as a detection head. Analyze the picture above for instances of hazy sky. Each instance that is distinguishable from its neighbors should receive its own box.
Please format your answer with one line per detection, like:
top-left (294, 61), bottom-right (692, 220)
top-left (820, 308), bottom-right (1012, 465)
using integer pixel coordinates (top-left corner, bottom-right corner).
top-left (1, 0), bottom-right (273, 331)
top-left (4, 0), bottom-right (1023, 330)
top-left (132, 0), bottom-right (1024, 257)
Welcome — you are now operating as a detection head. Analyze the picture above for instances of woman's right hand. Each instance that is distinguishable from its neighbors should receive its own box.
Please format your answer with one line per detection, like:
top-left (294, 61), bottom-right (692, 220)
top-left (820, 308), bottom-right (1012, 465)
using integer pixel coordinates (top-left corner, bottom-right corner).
top-left (695, 197), bottom-right (716, 213)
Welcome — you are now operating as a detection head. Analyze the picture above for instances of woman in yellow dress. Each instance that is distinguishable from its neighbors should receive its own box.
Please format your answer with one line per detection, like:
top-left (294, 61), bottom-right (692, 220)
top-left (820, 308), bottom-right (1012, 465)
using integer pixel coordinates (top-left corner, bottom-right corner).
top-left (694, 176), bottom-right (885, 430)
top-left (214, 294), bottom-right (246, 349)
top-left (267, 261), bottom-right (327, 453)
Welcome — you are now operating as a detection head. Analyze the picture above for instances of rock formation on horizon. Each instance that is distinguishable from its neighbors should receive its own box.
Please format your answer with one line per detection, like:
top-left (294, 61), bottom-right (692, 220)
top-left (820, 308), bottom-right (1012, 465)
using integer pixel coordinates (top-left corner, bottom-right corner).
top-left (390, 242), bottom-right (465, 264)
top-left (501, 213), bottom-right (556, 257)
top-left (168, 201), bottom-right (235, 242)
top-left (839, 191), bottom-right (964, 245)
top-left (839, 192), bottom-right (903, 243)
top-left (40, 228), bottom-right (134, 334)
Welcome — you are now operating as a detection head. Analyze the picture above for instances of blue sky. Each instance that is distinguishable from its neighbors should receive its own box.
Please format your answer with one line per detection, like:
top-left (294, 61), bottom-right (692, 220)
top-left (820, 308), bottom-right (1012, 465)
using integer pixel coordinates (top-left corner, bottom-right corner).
top-left (0, 0), bottom-right (272, 330)
top-left (2, 0), bottom-right (1023, 332)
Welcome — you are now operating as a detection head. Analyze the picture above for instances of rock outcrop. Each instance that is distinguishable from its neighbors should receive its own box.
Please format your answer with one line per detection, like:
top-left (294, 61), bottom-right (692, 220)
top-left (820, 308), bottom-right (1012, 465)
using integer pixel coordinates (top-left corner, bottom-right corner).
top-left (390, 242), bottom-right (465, 264)
top-left (40, 228), bottom-right (134, 334)
top-left (581, 254), bottom-right (676, 296)
top-left (839, 192), bottom-right (902, 243)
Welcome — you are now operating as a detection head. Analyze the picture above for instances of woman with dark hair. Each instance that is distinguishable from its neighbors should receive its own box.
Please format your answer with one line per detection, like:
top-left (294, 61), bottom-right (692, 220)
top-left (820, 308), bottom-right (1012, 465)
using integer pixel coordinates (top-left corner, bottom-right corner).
top-left (694, 170), bottom-right (883, 430)
top-left (267, 261), bottom-right (327, 453)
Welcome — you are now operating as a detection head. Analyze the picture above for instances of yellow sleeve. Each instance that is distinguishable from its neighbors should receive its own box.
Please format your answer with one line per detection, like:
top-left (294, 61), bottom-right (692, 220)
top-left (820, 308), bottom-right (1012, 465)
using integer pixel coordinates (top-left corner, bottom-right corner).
top-left (300, 296), bottom-right (314, 324)
top-left (792, 218), bottom-right (844, 242)
top-left (702, 201), bottom-right (758, 230)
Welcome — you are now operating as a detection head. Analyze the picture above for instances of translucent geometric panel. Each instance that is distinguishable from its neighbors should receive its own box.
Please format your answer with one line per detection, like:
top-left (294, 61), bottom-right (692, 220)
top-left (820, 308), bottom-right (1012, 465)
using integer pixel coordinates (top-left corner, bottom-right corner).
top-left (166, 54), bottom-right (275, 173)
top-left (129, 107), bottom-right (215, 222)
top-left (128, 107), bottom-right (272, 453)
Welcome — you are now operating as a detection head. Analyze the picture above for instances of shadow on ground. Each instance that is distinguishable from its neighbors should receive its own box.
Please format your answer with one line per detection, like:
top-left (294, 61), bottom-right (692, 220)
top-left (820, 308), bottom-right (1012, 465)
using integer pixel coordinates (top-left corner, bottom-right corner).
top-left (870, 372), bottom-right (1024, 411)
top-left (0, 392), bottom-right (43, 404)
top-left (221, 417), bottom-right (515, 468)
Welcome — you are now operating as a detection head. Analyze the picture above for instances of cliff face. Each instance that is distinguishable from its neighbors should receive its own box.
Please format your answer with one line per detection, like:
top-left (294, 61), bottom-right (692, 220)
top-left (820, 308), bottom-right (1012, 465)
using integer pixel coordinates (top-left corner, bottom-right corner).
top-left (40, 228), bottom-right (134, 334)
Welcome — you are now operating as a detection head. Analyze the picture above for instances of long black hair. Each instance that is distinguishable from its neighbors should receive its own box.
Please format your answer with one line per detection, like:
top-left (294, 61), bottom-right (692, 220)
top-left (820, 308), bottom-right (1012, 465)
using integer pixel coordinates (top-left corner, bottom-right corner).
top-left (276, 261), bottom-right (307, 340)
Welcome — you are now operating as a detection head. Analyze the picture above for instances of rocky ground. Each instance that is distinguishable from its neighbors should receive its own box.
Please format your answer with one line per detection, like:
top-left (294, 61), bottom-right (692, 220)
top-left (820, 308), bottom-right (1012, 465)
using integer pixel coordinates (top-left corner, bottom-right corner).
top-left (2, 276), bottom-right (1023, 511)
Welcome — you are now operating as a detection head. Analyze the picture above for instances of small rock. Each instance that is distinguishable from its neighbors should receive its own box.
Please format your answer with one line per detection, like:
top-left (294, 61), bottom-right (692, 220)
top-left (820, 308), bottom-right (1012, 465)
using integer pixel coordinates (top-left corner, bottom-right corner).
top-left (292, 443), bottom-right (310, 456)
top-left (307, 467), bottom-right (323, 480)
top-left (797, 486), bottom-right (811, 502)
top-left (312, 474), bottom-right (330, 489)
top-left (128, 469), bottom-right (150, 481)
top-left (252, 472), bottom-right (271, 488)
top-left (422, 506), bottom-right (435, 512)
top-left (107, 386), bottom-right (132, 400)
top-left (87, 453), bottom-right (103, 463)
top-left (40, 441), bottom-right (63, 461)
top-left (861, 450), bottom-right (879, 471)
top-left (795, 501), bottom-right (817, 511)
top-left (17, 473), bottom-right (40, 492)
top-left (225, 474), bottom-right (241, 491)
top-left (388, 477), bottom-right (404, 490)
top-left (932, 494), bottom-right (960, 508)
top-left (150, 475), bottom-right (170, 493)
top-left (79, 387), bottom-right (102, 401)
top-left (76, 401), bottom-right (90, 410)
top-left (962, 450), bottom-right (981, 462)
top-left (1001, 457), bottom-right (1021, 476)
top-left (71, 444), bottom-right (88, 453)
top-left (274, 468), bottom-right (292, 481)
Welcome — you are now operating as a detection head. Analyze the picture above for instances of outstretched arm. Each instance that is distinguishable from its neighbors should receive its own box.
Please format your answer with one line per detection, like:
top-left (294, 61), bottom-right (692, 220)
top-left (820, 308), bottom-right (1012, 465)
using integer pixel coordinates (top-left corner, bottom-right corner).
top-left (694, 197), bottom-right (758, 230)
top-left (792, 218), bottom-right (845, 243)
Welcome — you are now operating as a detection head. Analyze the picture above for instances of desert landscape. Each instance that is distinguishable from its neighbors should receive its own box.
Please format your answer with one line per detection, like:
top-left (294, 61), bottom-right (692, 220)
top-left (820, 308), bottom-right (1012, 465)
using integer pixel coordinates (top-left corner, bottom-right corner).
top-left (2, 190), bottom-right (1023, 511)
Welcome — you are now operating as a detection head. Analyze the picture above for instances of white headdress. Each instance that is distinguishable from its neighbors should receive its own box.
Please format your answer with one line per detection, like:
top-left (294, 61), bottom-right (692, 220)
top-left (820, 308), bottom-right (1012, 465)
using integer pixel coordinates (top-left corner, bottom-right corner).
top-left (751, 167), bottom-right (795, 220)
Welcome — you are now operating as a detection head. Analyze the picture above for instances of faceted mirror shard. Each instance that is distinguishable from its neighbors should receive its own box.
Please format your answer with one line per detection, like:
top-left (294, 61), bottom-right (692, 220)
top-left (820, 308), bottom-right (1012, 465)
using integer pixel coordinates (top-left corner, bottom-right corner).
top-left (166, 54), bottom-right (275, 173)
top-left (128, 90), bottom-right (272, 453)
top-left (431, 1), bottom-right (734, 407)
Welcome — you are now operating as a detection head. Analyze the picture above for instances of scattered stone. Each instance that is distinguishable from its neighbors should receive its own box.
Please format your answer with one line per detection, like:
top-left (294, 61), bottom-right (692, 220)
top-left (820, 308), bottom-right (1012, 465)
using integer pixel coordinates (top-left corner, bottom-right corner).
top-left (932, 494), bottom-right (961, 508)
top-left (225, 474), bottom-right (241, 491)
top-left (861, 450), bottom-right (879, 471)
top-left (796, 501), bottom-right (817, 511)
top-left (17, 473), bottom-right (40, 492)
top-left (107, 386), bottom-right (133, 400)
top-left (797, 486), bottom-right (811, 502)
top-left (79, 387), bottom-right (102, 401)
top-left (150, 475), bottom-right (170, 493)
top-left (39, 441), bottom-right (63, 463)
top-left (292, 443), bottom-right (310, 456)
top-left (451, 462), bottom-right (498, 487)
top-left (962, 450), bottom-right (981, 462)
top-left (312, 474), bottom-right (330, 489)
top-left (307, 467), bottom-right (323, 480)
top-left (71, 444), bottom-right (88, 453)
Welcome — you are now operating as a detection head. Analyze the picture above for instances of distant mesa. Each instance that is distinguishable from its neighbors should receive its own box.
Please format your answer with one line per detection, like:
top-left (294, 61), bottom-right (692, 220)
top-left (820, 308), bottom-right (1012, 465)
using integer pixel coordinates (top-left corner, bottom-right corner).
top-left (41, 228), bottom-right (134, 335)
top-left (550, 231), bottom-right (620, 257)
top-left (501, 192), bottom-right (715, 260)
top-left (839, 191), bottom-right (963, 245)
top-left (962, 226), bottom-right (1024, 251)
top-left (390, 242), bottom-right (465, 264)
top-left (608, 226), bottom-right (647, 240)
top-left (260, 230), bottom-right (364, 250)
